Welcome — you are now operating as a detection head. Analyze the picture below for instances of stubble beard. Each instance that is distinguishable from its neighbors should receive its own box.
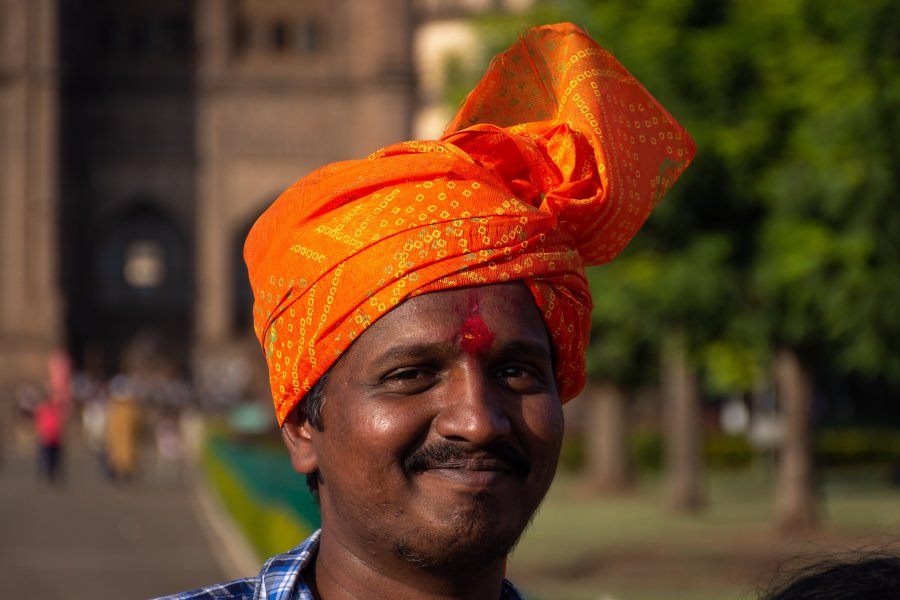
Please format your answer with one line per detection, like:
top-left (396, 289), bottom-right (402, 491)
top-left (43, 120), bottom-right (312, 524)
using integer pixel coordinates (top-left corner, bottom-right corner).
top-left (391, 438), bottom-right (550, 571)
top-left (391, 493), bottom-right (542, 572)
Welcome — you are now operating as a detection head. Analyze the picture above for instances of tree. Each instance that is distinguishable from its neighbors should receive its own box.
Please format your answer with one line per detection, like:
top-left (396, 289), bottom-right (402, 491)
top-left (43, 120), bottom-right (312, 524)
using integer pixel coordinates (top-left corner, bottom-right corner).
top-left (586, 239), bottom-right (735, 511)
top-left (748, 0), bottom-right (900, 530)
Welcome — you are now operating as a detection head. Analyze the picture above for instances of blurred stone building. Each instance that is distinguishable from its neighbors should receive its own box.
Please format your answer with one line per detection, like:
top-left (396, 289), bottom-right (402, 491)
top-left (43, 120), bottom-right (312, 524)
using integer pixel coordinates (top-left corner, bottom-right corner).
top-left (0, 0), bottom-right (529, 401)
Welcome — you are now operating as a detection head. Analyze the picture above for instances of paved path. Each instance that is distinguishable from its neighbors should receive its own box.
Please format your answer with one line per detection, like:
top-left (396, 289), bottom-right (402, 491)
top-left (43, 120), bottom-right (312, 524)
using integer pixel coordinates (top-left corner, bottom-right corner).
top-left (0, 431), bottom-right (235, 600)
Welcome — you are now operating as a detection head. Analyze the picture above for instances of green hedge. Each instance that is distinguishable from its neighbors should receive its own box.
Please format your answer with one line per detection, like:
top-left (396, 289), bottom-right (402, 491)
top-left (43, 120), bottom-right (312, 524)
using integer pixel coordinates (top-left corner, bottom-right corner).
top-left (816, 428), bottom-right (900, 467)
top-left (202, 432), bottom-right (321, 559)
top-left (561, 427), bottom-right (900, 472)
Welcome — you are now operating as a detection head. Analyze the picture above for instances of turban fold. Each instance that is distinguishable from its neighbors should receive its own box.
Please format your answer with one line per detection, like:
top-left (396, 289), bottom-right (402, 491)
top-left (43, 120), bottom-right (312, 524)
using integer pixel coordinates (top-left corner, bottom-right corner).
top-left (245, 23), bottom-right (696, 425)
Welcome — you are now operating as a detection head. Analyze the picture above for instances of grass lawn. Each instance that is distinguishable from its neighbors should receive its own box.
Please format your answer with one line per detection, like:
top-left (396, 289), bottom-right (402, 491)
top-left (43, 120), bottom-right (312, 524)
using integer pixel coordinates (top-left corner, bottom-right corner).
top-left (506, 466), bottom-right (900, 600)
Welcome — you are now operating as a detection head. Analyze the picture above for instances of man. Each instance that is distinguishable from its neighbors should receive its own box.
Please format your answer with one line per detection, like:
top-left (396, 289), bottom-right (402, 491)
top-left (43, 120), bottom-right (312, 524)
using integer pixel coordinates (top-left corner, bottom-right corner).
top-left (157, 22), bottom-right (694, 600)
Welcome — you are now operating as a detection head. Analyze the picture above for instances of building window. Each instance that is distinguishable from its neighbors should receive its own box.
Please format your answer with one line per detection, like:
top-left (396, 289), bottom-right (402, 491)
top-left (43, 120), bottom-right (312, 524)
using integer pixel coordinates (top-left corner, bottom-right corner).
top-left (231, 15), bottom-right (324, 58)
top-left (96, 15), bottom-right (192, 60)
top-left (271, 19), bottom-right (289, 52)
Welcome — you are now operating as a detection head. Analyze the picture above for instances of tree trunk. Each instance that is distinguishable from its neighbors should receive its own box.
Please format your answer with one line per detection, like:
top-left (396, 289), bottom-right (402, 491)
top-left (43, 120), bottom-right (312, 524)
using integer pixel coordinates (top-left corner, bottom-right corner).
top-left (773, 348), bottom-right (819, 533)
top-left (583, 381), bottom-right (632, 494)
top-left (662, 331), bottom-right (704, 513)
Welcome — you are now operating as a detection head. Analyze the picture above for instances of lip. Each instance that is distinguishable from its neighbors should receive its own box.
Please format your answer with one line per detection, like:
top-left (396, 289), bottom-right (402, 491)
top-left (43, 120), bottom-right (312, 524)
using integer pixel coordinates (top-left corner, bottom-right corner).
top-left (416, 460), bottom-right (515, 490)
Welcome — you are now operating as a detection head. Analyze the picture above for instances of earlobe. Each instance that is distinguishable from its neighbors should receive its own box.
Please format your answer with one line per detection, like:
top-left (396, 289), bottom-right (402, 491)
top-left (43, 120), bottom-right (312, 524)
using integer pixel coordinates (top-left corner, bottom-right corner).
top-left (281, 412), bottom-right (319, 475)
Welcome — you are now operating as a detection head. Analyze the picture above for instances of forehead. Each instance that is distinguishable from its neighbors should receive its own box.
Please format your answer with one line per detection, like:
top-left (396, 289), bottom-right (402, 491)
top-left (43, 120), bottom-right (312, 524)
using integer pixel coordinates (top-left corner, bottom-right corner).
top-left (345, 282), bottom-right (549, 357)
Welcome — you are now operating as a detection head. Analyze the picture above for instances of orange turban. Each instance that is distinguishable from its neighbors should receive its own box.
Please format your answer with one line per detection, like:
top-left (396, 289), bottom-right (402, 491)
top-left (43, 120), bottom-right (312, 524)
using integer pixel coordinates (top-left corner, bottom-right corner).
top-left (245, 23), bottom-right (695, 425)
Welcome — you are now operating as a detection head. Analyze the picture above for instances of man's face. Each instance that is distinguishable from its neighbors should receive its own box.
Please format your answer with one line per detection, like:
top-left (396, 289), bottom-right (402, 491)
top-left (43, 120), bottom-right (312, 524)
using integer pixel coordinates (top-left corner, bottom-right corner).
top-left (294, 282), bottom-right (564, 571)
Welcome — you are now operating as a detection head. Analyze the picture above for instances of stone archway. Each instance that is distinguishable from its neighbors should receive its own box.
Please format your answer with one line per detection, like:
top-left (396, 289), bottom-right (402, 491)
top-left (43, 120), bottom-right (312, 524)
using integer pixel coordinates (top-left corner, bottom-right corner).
top-left (88, 203), bottom-right (192, 376)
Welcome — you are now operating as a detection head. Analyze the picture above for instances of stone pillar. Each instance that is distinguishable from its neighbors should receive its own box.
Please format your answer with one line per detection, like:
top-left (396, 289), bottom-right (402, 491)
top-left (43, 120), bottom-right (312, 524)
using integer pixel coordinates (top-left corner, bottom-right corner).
top-left (0, 0), bottom-right (61, 387)
top-left (191, 0), bottom-right (261, 404)
top-left (194, 0), bottom-right (230, 348)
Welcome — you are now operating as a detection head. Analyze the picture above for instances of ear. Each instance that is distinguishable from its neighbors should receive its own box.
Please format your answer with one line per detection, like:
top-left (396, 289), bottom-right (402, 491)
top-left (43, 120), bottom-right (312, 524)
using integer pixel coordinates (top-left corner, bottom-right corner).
top-left (281, 408), bottom-right (319, 475)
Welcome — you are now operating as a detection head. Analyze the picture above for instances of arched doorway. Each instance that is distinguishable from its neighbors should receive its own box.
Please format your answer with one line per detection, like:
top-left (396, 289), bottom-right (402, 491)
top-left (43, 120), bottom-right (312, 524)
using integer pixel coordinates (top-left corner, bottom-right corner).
top-left (89, 203), bottom-right (192, 376)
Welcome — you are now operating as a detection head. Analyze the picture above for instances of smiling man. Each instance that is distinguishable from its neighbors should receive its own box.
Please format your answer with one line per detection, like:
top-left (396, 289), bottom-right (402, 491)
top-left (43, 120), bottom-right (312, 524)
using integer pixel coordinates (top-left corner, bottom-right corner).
top-left (156, 22), bottom-right (694, 600)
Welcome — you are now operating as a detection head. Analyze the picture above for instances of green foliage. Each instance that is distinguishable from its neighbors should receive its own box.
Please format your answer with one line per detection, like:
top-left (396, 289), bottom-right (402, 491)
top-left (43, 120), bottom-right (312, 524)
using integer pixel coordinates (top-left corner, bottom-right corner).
top-left (745, 0), bottom-right (900, 383)
top-left (701, 341), bottom-right (764, 396)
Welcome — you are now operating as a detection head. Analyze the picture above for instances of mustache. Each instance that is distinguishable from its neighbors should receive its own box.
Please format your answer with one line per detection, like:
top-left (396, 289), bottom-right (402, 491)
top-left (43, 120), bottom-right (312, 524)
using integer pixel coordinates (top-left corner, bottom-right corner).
top-left (403, 440), bottom-right (530, 479)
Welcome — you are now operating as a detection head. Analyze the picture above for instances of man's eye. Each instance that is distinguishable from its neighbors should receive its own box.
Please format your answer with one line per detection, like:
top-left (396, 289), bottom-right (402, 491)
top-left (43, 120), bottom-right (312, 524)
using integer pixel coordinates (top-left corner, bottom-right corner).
top-left (390, 369), bottom-right (425, 381)
top-left (496, 364), bottom-right (546, 387)
top-left (498, 366), bottom-right (527, 378)
top-left (495, 361), bottom-right (558, 395)
top-left (381, 368), bottom-right (437, 392)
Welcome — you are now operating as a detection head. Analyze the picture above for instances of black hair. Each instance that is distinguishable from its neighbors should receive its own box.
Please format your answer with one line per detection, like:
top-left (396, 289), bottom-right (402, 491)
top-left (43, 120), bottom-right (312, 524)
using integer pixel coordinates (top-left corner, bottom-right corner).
top-left (759, 551), bottom-right (900, 600)
top-left (301, 370), bottom-right (328, 431)
top-left (295, 371), bottom-right (328, 502)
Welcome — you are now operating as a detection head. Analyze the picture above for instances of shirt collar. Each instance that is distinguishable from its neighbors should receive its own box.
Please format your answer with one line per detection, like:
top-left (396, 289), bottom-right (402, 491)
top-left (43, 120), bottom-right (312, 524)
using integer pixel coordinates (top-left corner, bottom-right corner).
top-left (256, 530), bottom-right (524, 600)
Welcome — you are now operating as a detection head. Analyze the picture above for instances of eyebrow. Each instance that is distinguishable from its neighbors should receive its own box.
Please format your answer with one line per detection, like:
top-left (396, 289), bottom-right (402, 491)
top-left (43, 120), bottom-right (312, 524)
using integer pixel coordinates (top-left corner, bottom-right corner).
top-left (372, 343), bottom-right (452, 366)
top-left (492, 340), bottom-right (554, 365)
top-left (372, 338), bottom-right (553, 366)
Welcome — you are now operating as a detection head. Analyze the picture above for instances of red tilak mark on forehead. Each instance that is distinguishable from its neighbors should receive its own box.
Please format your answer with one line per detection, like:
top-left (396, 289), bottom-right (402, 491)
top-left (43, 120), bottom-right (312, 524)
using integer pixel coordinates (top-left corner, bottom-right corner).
top-left (459, 316), bottom-right (494, 354)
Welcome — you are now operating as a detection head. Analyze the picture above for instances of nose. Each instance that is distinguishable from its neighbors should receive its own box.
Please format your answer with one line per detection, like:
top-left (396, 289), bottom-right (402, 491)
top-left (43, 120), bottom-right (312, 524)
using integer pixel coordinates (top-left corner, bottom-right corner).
top-left (433, 364), bottom-right (512, 445)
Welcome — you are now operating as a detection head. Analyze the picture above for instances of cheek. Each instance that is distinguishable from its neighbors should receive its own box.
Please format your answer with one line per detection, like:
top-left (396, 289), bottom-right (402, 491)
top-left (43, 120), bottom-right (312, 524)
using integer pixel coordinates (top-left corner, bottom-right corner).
top-left (523, 399), bottom-right (565, 455)
top-left (332, 400), bottom-right (431, 461)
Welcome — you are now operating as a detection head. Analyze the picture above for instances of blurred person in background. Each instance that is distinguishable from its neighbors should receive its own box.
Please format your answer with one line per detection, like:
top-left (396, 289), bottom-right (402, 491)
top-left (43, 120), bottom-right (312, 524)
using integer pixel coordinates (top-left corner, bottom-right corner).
top-left (152, 407), bottom-right (184, 484)
top-left (74, 369), bottom-right (110, 471)
top-left (34, 395), bottom-right (65, 484)
top-left (81, 391), bottom-right (108, 466)
top-left (155, 23), bottom-right (694, 600)
top-left (105, 375), bottom-right (143, 482)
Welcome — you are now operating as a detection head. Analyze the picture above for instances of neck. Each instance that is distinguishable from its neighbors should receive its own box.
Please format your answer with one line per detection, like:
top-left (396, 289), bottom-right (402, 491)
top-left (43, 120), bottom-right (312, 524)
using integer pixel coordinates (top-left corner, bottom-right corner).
top-left (310, 530), bottom-right (508, 600)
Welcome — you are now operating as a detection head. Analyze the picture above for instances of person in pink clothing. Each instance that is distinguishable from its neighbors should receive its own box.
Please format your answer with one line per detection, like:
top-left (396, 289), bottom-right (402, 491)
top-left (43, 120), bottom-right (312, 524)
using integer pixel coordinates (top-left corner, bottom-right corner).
top-left (35, 398), bottom-right (65, 483)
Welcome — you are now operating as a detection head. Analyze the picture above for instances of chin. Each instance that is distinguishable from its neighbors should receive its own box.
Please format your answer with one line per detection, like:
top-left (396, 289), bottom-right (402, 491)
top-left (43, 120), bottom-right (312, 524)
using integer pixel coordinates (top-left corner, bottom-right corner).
top-left (392, 501), bottom-right (533, 571)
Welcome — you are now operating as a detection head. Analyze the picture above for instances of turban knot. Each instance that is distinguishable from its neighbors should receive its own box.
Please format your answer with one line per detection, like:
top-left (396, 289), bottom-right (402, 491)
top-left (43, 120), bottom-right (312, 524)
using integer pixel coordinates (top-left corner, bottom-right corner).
top-left (244, 23), bottom-right (696, 425)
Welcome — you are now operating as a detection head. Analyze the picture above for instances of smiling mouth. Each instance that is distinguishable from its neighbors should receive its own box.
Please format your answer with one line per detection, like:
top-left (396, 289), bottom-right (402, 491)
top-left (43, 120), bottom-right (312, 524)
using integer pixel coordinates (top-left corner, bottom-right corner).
top-left (420, 458), bottom-right (513, 477)
top-left (423, 457), bottom-right (513, 472)
top-left (419, 466), bottom-right (511, 489)
top-left (404, 442), bottom-right (530, 482)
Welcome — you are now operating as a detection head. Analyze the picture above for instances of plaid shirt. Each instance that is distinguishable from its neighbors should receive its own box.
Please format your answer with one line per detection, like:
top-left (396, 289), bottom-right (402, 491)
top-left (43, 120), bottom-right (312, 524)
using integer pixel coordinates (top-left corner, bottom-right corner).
top-left (152, 530), bottom-right (525, 600)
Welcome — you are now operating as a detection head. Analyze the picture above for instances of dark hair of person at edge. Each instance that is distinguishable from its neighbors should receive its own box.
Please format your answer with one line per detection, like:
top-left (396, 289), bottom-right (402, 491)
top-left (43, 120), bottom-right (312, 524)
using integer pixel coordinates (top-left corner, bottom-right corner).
top-left (758, 551), bottom-right (900, 600)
